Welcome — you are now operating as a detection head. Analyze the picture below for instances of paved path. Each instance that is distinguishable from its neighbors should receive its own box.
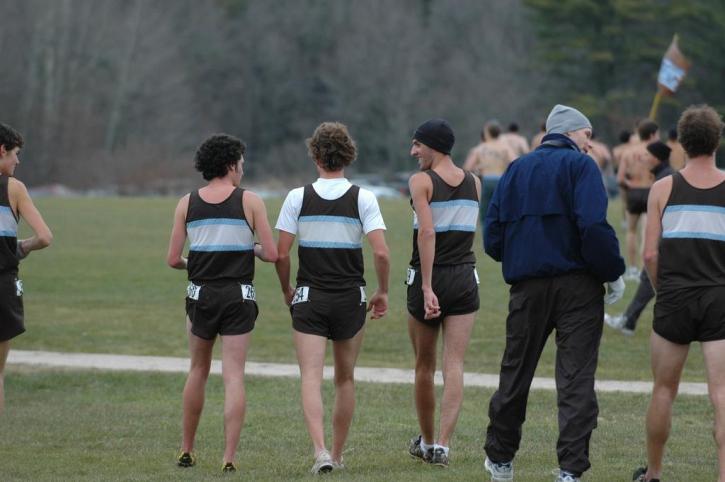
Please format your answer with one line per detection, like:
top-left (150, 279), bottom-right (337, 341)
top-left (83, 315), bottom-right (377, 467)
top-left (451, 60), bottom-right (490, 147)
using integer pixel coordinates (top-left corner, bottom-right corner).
top-left (8, 349), bottom-right (708, 396)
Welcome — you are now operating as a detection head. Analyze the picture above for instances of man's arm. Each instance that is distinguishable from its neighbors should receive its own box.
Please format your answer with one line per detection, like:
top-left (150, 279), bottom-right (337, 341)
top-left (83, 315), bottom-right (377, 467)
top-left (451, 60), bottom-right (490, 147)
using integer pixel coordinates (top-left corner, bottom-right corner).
top-left (616, 150), bottom-right (629, 186)
top-left (409, 172), bottom-right (440, 319)
top-left (366, 229), bottom-right (389, 319)
top-left (11, 179), bottom-right (52, 256)
top-left (643, 177), bottom-right (671, 291)
top-left (244, 191), bottom-right (278, 262)
top-left (275, 231), bottom-right (296, 305)
top-left (573, 157), bottom-right (625, 281)
top-left (166, 195), bottom-right (189, 269)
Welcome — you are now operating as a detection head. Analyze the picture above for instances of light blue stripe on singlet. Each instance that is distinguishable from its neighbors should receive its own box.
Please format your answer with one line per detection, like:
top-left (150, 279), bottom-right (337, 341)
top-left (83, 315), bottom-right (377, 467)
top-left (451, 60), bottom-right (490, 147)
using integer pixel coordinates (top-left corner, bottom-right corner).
top-left (433, 224), bottom-right (477, 233)
top-left (299, 215), bottom-right (362, 225)
top-left (0, 230), bottom-right (16, 237)
top-left (0, 206), bottom-right (12, 215)
top-left (189, 244), bottom-right (254, 252)
top-left (662, 231), bottom-right (725, 242)
top-left (186, 218), bottom-right (249, 229)
top-left (299, 240), bottom-right (362, 249)
top-left (429, 200), bottom-right (479, 209)
top-left (664, 204), bottom-right (725, 215)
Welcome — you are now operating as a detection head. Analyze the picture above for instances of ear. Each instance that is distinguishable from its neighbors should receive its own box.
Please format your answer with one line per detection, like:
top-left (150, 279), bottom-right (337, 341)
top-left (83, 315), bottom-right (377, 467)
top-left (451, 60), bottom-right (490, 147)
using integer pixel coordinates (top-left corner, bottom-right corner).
top-left (0, 144), bottom-right (6, 157)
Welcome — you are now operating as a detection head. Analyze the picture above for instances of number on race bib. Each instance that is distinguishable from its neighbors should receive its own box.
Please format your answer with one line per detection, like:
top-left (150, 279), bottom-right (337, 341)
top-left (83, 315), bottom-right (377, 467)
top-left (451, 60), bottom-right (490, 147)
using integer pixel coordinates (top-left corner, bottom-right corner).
top-left (241, 284), bottom-right (256, 301)
top-left (405, 267), bottom-right (416, 286)
top-left (291, 286), bottom-right (309, 305)
top-left (186, 282), bottom-right (201, 301)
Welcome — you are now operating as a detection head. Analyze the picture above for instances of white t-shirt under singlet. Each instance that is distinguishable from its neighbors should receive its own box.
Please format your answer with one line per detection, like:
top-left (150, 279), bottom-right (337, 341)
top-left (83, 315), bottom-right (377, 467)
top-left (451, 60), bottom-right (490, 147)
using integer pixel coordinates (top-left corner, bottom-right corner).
top-left (275, 178), bottom-right (386, 235)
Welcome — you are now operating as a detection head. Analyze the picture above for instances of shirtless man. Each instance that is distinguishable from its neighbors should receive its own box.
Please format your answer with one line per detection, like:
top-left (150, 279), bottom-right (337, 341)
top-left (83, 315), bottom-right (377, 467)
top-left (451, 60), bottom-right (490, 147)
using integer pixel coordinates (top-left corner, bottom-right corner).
top-left (463, 121), bottom-right (515, 239)
top-left (617, 119), bottom-right (659, 281)
top-left (501, 123), bottom-right (530, 158)
top-left (589, 133), bottom-right (615, 197)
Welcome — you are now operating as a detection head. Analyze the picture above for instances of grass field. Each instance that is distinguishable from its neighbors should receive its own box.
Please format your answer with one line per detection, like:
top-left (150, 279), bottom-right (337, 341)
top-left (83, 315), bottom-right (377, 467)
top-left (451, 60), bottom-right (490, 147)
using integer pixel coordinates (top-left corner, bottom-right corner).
top-left (5, 195), bottom-right (719, 480)
top-left (1, 367), bottom-right (719, 481)
top-left (14, 196), bottom-right (705, 381)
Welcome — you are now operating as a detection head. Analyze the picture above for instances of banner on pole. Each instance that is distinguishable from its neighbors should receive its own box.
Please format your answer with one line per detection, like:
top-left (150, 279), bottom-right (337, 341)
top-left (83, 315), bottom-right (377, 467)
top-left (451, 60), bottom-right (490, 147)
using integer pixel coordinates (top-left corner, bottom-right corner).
top-left (657, 35), bottom-right (690, 94)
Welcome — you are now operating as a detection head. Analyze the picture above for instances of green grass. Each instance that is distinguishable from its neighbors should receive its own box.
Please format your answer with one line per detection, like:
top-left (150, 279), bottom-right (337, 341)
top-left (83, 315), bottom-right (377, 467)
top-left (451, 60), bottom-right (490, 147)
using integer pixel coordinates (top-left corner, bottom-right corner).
top-left (0, 367), bottom-right (718, 481)
top-left (14, 196), bottom-right (704, 381)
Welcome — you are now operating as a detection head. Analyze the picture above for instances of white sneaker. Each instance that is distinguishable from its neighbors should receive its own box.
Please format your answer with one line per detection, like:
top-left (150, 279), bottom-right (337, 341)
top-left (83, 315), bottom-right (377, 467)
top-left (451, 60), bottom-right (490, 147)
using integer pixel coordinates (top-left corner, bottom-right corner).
top-left (604, 313), bottom-right (626, 329)
top-left (624, 266), bottom-right (641, 282)
top-left (485, 456), bottom-right (513, 481)
top-left (310, 449), bottom-right (333, 474)
top-left (554, 469), bottom-right (580, 482)
top-left (331, 456), bottom-right (345, 471)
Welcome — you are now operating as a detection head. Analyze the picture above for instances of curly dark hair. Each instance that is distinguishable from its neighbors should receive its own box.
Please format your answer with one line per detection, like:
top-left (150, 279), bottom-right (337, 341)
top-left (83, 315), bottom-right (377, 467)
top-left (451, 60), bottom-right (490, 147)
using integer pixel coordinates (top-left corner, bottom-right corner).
top-left (0, 123), bottom-right (24, 151)
top-left (306, 122), bottom-right (356, 172)
top-left (677, 105), bottom-right (724, 158)
top-left (194, 134), bottom-right (245, 180)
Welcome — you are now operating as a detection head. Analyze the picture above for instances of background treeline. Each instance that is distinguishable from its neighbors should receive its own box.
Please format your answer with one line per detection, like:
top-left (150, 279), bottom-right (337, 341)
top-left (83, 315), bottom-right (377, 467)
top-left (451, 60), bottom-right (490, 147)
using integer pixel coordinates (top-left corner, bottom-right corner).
top-left (0, 0), bottom-right (723, 190)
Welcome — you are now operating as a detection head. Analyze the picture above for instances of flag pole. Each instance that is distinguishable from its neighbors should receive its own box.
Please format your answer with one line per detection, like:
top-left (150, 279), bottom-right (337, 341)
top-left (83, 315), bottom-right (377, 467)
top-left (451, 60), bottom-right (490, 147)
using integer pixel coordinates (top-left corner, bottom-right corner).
top-left (649, 90), bottom-right (663, 121)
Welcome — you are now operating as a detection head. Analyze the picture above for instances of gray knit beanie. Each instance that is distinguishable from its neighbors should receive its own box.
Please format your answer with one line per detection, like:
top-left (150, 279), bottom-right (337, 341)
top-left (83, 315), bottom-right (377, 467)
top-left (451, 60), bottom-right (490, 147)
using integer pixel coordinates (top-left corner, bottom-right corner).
top-left (545, 104), bottom-right (592, 134)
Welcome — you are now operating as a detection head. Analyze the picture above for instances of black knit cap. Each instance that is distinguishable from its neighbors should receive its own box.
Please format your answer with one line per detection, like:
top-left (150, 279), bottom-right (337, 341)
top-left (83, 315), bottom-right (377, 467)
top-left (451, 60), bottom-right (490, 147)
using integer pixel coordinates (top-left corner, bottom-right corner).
top-left (414, 118), bottom-right (455, 155)
top-left (647, 140), bottom-right (671, 163)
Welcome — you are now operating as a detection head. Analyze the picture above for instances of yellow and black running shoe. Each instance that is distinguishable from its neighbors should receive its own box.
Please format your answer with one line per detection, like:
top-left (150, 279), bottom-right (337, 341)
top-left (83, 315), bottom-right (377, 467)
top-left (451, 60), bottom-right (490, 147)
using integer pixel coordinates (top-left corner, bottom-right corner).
top-left (222, 462), bottom-right (237, 473)
top-left (177, 450), bottom-right (196, 467)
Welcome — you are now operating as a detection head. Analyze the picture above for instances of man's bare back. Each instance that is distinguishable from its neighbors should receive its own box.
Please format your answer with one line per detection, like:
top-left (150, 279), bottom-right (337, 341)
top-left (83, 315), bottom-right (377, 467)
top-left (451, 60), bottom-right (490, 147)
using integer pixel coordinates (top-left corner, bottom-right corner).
top-left (464, 139), bottom-right (514, 177)
top-left (618, 143), bottom-right (653, 189)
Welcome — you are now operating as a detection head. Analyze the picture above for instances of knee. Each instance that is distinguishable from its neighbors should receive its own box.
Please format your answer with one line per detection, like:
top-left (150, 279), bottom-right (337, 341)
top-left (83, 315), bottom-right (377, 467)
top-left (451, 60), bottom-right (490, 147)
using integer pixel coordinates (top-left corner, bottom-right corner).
top-left (708, 386), bottom-right (725, 413)
top-left (334, 371), bottom-right (354, 388)
top-left (652, 379), bottom-right (679, 402)
top-left (189, 364), bottom-right (211, 380)
top-left (442, 362), bottom-right (464, 382)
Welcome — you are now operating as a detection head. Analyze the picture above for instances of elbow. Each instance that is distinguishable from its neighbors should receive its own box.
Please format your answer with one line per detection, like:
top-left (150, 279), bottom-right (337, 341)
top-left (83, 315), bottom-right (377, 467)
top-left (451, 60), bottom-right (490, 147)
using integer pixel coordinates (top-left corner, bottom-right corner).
top-left (38, 231), bottom-right (53, 248)
top-left (275, 251), bottom-right (290, 266)
top-left (373, 246), bottom-right (390, 264)
top-left (643, 250), bottom-right (658, 266)
top-left (166, 254), bottom-right (182, 269)
top-left (265, 247), bottom-right (279, 263)
top-left (417, 227), bottom-right (435, 242)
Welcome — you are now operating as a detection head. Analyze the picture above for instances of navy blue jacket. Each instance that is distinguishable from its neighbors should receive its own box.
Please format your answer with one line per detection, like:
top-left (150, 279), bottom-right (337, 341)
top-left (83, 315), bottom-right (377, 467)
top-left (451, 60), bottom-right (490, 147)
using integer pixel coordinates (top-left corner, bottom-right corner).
top-left (484, 133), bottom-right (625, 284)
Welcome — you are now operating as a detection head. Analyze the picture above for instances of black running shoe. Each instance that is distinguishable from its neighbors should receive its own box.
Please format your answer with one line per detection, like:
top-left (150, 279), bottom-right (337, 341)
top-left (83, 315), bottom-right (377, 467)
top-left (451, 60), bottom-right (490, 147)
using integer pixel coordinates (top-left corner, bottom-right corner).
top-left (222, 462), bottom-right (237, 473)
top-left (408, 435), bottom-right (433, 462)
top-left (632, 466), bottom-right (660, 482)
top-left (177, 451), bottom-right (196, 467)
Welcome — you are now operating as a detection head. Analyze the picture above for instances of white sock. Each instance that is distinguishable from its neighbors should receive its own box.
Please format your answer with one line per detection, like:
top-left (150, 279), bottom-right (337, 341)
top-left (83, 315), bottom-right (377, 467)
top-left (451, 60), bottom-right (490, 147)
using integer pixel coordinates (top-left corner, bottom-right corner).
top-left (434, 444), bottom-right (449, 456)
top-left (420, 440), bottom-right (434, 453)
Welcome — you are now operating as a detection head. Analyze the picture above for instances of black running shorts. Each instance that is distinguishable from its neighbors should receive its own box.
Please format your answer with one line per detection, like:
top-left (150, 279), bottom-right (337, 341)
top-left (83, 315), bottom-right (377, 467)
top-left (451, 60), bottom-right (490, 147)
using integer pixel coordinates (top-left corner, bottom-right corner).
top-left (407, 263), bottom-right (480, 326)
top-left (625, 188), bottom-right (649, 215)
top-left (291, 286), bottom-right (367, 341)
top-left (654, 287), bottom-right (725, 344)
top-left (185, 280), bottom-right (258, 340)
top-left (0, 272), bottom-right (24, 342)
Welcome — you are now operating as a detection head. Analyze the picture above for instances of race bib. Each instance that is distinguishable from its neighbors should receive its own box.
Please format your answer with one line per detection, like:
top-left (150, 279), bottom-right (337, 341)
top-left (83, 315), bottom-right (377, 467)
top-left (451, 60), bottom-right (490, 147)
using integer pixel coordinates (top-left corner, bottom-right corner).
top-left (473, 268), bottom-right (480, 285)
top-left (291, 286), bottom-right (309, 305)
top-left (186, 282), bottom-right (201, 301)
top-left (360, 286), bottom-right (367, 304)
top-left (15, 279), bottom-right (23, 297)
top-left (405, 267), bottom-right (416, 286)
top-left (241, 284), bottom-right (256, 301)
